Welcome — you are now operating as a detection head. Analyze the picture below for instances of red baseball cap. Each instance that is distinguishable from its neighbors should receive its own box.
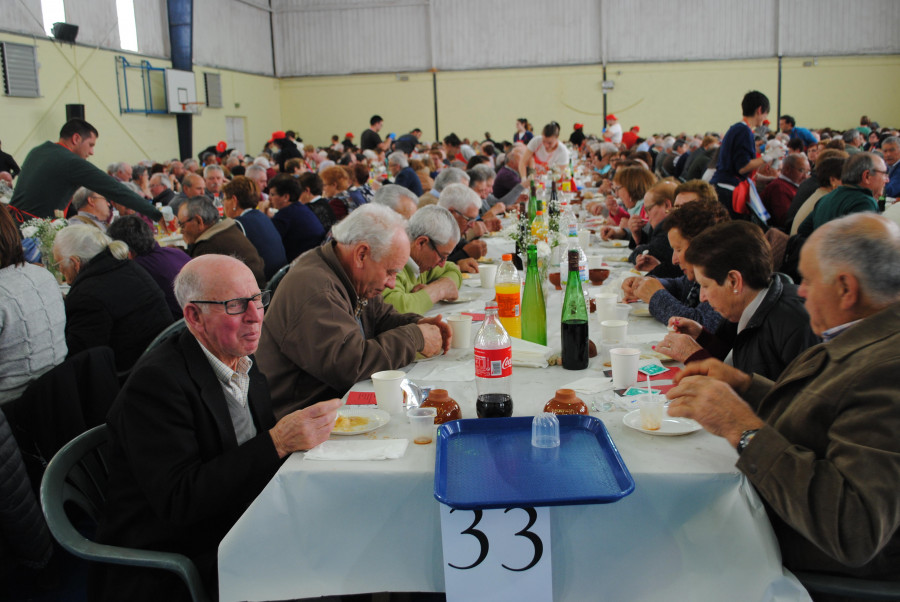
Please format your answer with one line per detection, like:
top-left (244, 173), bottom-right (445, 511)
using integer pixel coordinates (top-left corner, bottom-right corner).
top-left (606, 114), bottom-right (617, 122)
top-left (269, 130), bottom-right (286, 142)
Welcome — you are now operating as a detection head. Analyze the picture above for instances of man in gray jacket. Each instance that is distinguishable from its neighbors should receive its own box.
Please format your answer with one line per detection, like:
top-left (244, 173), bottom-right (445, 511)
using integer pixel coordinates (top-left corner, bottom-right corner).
top-left (667, 213), bottom-right (900, 581)
top-left (257, 204), bottom-right (450, 418)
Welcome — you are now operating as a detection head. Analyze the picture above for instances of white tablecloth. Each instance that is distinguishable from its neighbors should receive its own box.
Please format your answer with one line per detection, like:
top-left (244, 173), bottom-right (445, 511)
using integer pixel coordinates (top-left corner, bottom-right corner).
top-left (218, 233), bottom-right (810, 601)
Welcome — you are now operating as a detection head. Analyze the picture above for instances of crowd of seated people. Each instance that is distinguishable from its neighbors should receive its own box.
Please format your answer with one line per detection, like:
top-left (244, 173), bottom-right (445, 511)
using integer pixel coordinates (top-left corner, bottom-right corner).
top-left (1, 102), bottom-right (899, 600)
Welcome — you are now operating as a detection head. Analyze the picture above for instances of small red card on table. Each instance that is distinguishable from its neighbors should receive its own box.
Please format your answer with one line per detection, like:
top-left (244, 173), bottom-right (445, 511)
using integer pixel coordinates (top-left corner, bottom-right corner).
top-left (346, 392), bottom-right (377, 405)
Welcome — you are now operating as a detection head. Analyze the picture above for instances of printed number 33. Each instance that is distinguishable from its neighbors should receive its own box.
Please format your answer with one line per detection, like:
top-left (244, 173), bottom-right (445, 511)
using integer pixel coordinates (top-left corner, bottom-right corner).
top-left (447, 507), bottom-right (543, 572)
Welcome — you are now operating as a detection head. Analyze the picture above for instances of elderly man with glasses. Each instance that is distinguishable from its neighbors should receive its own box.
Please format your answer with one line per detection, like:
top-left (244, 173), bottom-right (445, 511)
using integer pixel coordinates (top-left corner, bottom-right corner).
top-left (93, 255), bottom-right (342, 601)
top-left (67, 186), bottom-right (111, 231)
top-left (382, 205), bottom-right (462, 313)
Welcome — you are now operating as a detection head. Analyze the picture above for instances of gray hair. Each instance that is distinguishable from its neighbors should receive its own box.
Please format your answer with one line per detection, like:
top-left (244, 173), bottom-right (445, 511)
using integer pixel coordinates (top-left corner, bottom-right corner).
top-left (331, 203), bottom-right (408, 261)
top-left (598, 142), bottom-right (618, 157)
top-left (882, 136), bottom-right (900, 150)
top-left (373, 184), bottom-right (417, 211)
top-left (112, 161), bottom-right (131, 176)
top-left (407, 205), bottom-right (460, 247)
top-left (245, 164), bottom-right (267, 178)
top-left (841, 152), bottom-right (878, 185)
top-left (173, 262), bottom-right (203, 310)
top-left (183, 158), bottom-right (199, 171)
top-left (203, 164), bottom-right (224, 178)
top-left (183, 197), bottom-right (220, 226)
top-left (150, 173), bottom-right (172, 189)
top-left (467, 164), bottom-right (495, 186)
top-left (53, 225), bottom-right (129, 267)
top-left (71, 187), bottom-right (95, 210)
top-left (783, 153), bottom-right (807, 171)
top-left (842, 129), bottom-right (862, 144)
top-left (433, 167), bottom-right (469, 192)
top-left (438, 183), bottom-right (481, 214)
top-left (387, 152), bottom-right (408, 168)
top-left (816, 213), bottom-right (900, 306)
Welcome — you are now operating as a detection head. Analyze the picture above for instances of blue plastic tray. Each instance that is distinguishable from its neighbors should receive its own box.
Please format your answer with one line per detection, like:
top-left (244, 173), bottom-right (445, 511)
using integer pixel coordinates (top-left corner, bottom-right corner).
top-left (434, 415), bottom-right (635, 509)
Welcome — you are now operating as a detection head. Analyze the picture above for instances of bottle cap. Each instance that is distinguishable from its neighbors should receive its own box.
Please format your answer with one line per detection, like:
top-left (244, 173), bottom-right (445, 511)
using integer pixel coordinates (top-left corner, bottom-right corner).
top-left (502, 254), bottom-right (512, 261)
top-left (537, 210), bottom-right (543, 215)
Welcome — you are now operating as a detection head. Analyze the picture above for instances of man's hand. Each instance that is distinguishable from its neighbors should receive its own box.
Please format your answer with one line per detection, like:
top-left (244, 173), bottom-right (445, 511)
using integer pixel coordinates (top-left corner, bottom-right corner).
top-left (666, 376), bottom-right (764, 447)
top-left (456, 258), bottom-right (479, 273)
top-left (463, 240), bottom-right (487, 259)
top-left (634, 253), bottom-right (660, 272)
top-left (424, 278), bottom-right (459, 304)
top-left (418, 314), bottom-right (451, 355)
top-left (585, 201), bottom-right (605, 216)
top-left (599, 225), bottom-right (626, 241)
top-left (483, 216), bottom-right (502, 232)
top-left (654, 333), bottom-right (703, 362)
top-left (465, 221), bottom-right (489, 240)
top-left (487, 201), bottom-right (506, 217)
top-left (673, 357), bottom-right (753, 394)
top-left (269, 398), bottom-right (343, 458)
top-left (633, 277), bottom-right (664, 302)
top-left (667, 316), bottom-right (702, 339)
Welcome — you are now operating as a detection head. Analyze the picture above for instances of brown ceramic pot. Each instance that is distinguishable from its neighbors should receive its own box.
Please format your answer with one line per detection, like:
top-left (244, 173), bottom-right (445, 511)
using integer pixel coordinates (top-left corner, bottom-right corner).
top-left (589, 268), bottom-right (611, 285)
top-left (421, 389), bottom-right (462, 424)
top-left (543, 388), bottom-right (589, 415)
top-left (548, 271), bottom-right (562, 290)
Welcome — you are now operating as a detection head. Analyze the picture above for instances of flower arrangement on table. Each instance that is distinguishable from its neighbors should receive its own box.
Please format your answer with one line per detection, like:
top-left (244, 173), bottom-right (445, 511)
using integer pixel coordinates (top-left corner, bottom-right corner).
top-left (501, 210), bottom-right (553, 281)
top-left (19, 217), bottom-right (68, 281)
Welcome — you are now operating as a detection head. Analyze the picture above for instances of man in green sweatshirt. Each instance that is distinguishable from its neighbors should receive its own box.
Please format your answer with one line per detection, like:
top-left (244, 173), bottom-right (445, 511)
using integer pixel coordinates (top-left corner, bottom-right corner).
top-left (382, 205), bottom-right (463, 314)
top-left (10, 119), bottom-right (162, 222)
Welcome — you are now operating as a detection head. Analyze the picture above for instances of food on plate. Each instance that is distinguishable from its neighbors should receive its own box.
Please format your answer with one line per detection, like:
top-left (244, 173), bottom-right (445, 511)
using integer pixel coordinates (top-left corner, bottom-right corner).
top-left (334, 415), bottom-right (370, 432)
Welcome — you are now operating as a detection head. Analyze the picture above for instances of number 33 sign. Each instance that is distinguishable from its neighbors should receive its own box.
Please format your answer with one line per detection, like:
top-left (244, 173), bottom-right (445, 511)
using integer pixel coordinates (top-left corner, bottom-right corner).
top-left (439, 505), bottom-right (552, 601)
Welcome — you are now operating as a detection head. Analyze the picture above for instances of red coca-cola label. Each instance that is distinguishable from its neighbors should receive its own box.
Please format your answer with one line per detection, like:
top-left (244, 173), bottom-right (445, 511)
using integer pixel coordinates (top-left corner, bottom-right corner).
top-left (474, 346), bottom-right (512, 378)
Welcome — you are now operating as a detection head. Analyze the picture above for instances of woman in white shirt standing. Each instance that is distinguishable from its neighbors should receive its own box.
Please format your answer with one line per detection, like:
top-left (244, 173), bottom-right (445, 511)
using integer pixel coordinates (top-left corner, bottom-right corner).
top-left (519, 121), bottom-right (570, 179)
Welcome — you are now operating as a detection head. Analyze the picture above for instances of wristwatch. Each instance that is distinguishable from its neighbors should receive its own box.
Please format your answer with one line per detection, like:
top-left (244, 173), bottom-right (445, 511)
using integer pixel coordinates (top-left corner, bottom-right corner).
top-left (737, 429), bottom-right (760, 455)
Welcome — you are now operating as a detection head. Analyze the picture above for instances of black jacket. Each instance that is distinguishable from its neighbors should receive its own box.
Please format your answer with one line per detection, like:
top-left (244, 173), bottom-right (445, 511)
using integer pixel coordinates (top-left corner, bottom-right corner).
top-left (92, 332), bottom-right (282, 601)
top-left (692, 275), bottom-right (820, 382)
top-left (65, 248), bottom-right (173, 371)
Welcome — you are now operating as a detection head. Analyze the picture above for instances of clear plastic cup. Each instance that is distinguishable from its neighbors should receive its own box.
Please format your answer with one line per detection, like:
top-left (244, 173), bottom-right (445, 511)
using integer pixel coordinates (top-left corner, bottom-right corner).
top-left (638, 394), bottom-right (665, 431)
top-left (531, 412), bottom-right (560, 448)
top-left (408, 407), bottom-right (437, 445)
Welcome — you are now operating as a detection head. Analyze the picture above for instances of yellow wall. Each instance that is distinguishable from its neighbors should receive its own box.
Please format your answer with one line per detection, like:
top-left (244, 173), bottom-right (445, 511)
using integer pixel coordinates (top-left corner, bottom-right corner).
top-left (281, 55), bottom-right (900, 146)
top-left (0, 33), bottom-right (282, 168)
top-left (2, 32), bottom-right (898, 169)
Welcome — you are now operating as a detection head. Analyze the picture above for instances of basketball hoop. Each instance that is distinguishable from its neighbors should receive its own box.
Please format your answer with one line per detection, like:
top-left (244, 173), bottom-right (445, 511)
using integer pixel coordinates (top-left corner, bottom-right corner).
top-left (178, 101), bottom-right (205, 115)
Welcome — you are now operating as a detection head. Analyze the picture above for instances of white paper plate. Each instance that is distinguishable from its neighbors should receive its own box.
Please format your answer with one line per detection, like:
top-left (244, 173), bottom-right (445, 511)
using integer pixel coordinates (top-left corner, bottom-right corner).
top-left (333, 407), bottom-right (391, 435)
top-left (630, 304), bottom-right (652, 317)
top-left (623, 410), bottom-right (701, 436)
top-left (597, 240), bottom-right (629, 248)
top-left (443, 294), bottom-right (480, 304)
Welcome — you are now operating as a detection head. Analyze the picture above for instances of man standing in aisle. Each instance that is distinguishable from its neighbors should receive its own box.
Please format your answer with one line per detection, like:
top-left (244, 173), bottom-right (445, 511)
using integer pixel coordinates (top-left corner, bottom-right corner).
top-left (10, 119), bottom-right (161, 221)
top-left (361, 115), bottom-right (385, 152)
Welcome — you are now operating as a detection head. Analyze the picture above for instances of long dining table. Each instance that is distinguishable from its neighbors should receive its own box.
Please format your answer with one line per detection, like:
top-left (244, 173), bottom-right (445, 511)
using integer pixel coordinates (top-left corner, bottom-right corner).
top-left (217, 230), bottom-right (811, 601)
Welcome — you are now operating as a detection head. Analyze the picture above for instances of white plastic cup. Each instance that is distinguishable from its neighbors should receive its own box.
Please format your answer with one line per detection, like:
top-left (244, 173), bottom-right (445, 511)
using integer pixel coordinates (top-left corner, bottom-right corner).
top-left (588, 255), bottom-right (605, 270)
top-left (479, 264), bottom-right (498, 289)
top-left (578, 229), bottom-right (591, 250)
top-left (372, 370), bottom-right (406, 414)
top-left (600, 319), bottom-right (628, 344)
top-left (447, 313), bottom-right (473, 349)
top-left (408, 407), bottom-right (437, 445)
top-left (610, 348), bottom-right (640, 389)
top-left (615, 303), bottom-right (632, 321)
top-left (594, 293), bottom-right (618, 321)
top-left (638, 393), bottom-right (665, 431)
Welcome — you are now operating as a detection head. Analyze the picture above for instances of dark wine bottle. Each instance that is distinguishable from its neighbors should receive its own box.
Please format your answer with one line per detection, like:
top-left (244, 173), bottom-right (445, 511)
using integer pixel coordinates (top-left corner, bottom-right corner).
top-left (561, 249), bottom-right (589, 369)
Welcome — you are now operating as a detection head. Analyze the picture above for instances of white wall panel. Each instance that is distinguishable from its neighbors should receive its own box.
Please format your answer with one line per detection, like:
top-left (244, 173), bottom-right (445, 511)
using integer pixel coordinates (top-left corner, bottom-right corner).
top-left (64, 0), bottom-right (121, 49)
top-left (781, 0), bottom-right (900, 56)
top-left (605, 0), bottom-right (777, 62)
top-left (194, 0), bottom-right (274, 75)
top-left (431, 0), bottom-right (601, 70)
top-left (0, 0), bottom-right (46, 36)
top-left (134, 0), bottom-right (170, 58)
top-left (272, 0), bottom-right (430, 76)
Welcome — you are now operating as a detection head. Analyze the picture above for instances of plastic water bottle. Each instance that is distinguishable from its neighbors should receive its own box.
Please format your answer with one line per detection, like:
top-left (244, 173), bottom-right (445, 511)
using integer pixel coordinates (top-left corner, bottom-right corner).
top-left (494, 253), bottom-right (521, 338)
top-left (474, 303), bottom-right (513, 418)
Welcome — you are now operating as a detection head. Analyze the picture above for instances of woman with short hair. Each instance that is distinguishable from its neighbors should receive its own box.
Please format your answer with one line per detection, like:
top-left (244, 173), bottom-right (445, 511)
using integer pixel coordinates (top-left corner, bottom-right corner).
top-left (53, 225), bottom-right (172, 371)
top-left (657, 220), bottom-right (819, 381)
top-left (222, 176), bottom-right (287, 280)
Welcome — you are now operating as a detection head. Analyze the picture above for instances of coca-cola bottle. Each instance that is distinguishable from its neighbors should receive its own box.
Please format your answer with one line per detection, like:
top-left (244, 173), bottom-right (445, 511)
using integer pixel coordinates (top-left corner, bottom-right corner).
top-left (474, 302), bottom-right (513, 418)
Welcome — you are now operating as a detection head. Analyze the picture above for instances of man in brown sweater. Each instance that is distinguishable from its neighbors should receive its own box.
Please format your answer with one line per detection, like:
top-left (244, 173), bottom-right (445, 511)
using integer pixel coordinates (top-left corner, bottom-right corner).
top-left (177, 197), bottom-right (266, 288)
top-left (257, 204), bottom-right (450, 418)
top-left (667, 213), bottom-right (900, 581)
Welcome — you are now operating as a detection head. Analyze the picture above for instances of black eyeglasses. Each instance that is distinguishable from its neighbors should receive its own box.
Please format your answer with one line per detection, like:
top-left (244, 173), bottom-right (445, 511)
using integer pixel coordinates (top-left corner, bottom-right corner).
top-left (191, 290), bottom-right (271, 315)
top-left (426, 237), bottom-right (450, 263)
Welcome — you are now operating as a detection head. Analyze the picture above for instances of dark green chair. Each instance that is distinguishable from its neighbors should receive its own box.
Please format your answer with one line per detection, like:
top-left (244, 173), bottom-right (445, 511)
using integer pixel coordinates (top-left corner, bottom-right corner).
top-left (143, 318), bottom-right (187, 355)
top-left (794, 571), bottom-right (900, 600)
top-left (266, 262), bottom-right (291, 294)
top-left (39, 425), bottom-right (209, 602)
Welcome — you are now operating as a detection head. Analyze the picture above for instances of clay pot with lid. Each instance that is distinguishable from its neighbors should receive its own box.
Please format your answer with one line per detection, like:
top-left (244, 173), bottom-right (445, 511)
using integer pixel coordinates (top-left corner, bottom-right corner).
top-left (421, 389), bottom-right (462, 424)
top-left (543, 389), bottom-right (589, 416)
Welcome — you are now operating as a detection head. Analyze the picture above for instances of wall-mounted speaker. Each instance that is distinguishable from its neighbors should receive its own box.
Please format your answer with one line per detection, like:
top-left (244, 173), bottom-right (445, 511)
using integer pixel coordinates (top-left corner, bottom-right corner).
top-left (51, 22), bottom-right (79, 44)
top-left (66, 104), bottom-right (85, 121)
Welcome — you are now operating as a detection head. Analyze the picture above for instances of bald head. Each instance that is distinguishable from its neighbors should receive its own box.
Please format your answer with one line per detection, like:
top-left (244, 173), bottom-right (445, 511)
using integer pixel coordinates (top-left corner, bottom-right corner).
top-left (181, 173), bottom-right (206, 197)
top-left (175, 255), bottom-right (256, 309)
